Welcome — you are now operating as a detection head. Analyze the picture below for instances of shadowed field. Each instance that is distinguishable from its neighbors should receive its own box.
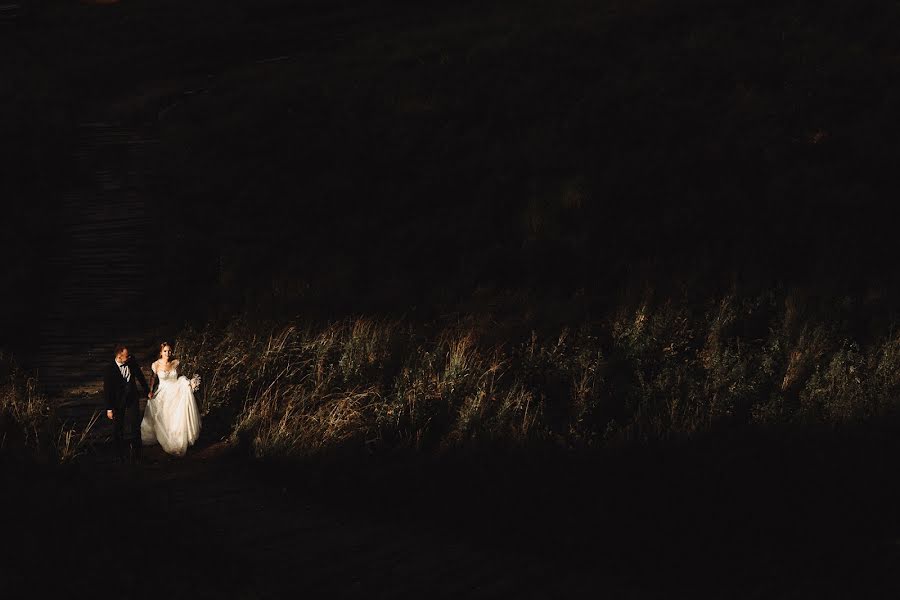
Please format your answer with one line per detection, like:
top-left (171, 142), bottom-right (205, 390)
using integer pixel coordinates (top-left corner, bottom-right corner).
top-left (3, 423), bottom-right (900, 599)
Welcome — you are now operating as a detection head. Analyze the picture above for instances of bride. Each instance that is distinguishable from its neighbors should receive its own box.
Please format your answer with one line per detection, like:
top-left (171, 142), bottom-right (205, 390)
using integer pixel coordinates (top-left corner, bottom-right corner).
top-left (141, 342), bottom-right (201, 457)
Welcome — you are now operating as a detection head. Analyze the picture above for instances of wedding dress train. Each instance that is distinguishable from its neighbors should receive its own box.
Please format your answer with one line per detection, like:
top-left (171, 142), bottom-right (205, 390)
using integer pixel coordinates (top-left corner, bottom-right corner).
top-left (141, 364), bottom-right (200, 456)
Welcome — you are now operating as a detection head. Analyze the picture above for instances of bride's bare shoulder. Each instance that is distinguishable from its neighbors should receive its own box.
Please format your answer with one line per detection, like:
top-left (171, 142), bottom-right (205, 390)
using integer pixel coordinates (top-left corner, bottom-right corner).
top-left (172, 359), bottom-right (180, 368)
top-left (151, 360), bottom-right (158, 373)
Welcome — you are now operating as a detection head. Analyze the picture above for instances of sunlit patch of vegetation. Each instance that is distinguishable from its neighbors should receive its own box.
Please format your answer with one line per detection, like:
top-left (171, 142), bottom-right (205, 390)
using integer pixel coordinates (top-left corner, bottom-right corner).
top-left (0, 352), bottom-right (51, 455)
top-left (174, 290), bottom-right (900, 461)
top-left (55, 410), bottom-right (102, 464)
top-left (0, 353), bottom-right (100, 464)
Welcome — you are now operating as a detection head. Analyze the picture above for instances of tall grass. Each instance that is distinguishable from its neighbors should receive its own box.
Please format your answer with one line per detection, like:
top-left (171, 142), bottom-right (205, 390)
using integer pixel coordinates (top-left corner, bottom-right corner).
top-left (55, 411), bottom-right (101, 465)
top-left (0, 352), bottom-right (99, 463)
top-left (0, 352), bottom-right (51, 455)
top-left (173, 291), bottom-right (900, 461)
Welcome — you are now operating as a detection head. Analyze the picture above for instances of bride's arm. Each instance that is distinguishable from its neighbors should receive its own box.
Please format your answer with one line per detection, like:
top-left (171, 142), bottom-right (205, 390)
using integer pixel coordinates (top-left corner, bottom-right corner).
top-left (173, 360), bottom-right (188, 383)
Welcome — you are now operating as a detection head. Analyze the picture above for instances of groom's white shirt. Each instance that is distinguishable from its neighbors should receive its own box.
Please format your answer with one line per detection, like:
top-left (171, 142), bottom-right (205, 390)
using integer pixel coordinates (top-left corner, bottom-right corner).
top-left (115, 359), bottom-right (131, 382)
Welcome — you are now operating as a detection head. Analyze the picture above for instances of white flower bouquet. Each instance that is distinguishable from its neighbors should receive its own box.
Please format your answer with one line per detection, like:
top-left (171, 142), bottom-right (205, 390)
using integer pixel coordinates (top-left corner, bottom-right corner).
top-left (189, 374), bottom-right (201, 392)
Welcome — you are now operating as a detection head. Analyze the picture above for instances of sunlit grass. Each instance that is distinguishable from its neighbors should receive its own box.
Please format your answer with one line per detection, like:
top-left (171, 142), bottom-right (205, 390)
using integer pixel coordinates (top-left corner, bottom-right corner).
top-left (173, 291), bottom-right (900, 461)
top-left (1, 353), bottom-right (100, 463)
top-left (0, 352), bottom-right (51, 453)
top-left (56, 410), bottom-right (101, 464)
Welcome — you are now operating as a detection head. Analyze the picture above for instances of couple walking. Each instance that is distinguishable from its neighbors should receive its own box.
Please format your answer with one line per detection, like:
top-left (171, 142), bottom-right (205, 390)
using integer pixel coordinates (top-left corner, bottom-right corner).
top-left (103, 342), bottom-right (201, 462)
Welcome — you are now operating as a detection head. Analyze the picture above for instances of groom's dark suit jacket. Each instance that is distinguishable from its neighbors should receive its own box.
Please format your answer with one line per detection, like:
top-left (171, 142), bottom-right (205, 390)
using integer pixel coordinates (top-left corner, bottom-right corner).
top-left (103, 358), bottom-right (150, 411)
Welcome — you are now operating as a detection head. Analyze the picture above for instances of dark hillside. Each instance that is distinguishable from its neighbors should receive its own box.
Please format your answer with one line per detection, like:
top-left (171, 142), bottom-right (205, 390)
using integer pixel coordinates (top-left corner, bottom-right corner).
top-left (6, 0), bottom-right (900, 331)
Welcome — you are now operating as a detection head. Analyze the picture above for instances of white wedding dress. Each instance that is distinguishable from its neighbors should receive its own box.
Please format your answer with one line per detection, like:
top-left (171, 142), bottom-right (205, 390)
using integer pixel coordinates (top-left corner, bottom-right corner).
top-left (141, 362), bottom-right (201, 456)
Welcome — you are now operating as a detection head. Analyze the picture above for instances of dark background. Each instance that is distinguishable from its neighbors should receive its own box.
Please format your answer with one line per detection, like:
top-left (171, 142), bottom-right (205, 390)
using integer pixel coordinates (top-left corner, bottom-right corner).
top-left (5, 2), bottom-right (900, 597)
top-left (5, 0), bottom-right (900, 345)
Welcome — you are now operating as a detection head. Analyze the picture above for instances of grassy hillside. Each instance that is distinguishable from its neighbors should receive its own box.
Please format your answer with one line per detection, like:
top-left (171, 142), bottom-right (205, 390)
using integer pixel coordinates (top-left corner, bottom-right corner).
top-left (7, 0), bottom-right (900, 332)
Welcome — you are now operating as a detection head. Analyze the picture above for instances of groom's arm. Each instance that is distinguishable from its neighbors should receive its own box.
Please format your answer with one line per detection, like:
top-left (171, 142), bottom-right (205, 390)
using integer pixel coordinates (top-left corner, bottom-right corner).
top-left (103, 365), bottom-right (116, 414)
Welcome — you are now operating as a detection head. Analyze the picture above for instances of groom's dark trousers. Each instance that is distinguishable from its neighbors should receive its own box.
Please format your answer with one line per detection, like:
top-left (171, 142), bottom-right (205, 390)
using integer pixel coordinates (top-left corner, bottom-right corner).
top-left (103, 358), bottom-right (149, 462)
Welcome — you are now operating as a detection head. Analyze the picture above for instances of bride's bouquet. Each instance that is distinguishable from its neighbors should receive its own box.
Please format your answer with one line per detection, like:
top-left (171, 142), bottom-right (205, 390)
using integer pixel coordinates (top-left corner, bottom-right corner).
top-left (189, 374), bottom-right (201, 392)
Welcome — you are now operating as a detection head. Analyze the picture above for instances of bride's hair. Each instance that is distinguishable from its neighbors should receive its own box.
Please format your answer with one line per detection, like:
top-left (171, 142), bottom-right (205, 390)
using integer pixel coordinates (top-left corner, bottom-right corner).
top-left (158, 342), bottom-right (174, 359)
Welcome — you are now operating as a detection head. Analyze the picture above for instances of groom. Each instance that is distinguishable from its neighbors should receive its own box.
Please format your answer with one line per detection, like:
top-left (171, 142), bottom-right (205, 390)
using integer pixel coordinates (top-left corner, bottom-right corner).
top-left (104, 344), bottom-right (151, 463)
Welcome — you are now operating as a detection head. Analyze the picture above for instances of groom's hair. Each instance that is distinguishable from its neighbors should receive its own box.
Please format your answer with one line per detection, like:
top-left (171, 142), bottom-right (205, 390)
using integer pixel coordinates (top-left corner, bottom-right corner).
top-left (114, 344), bottom-right (127, 356)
